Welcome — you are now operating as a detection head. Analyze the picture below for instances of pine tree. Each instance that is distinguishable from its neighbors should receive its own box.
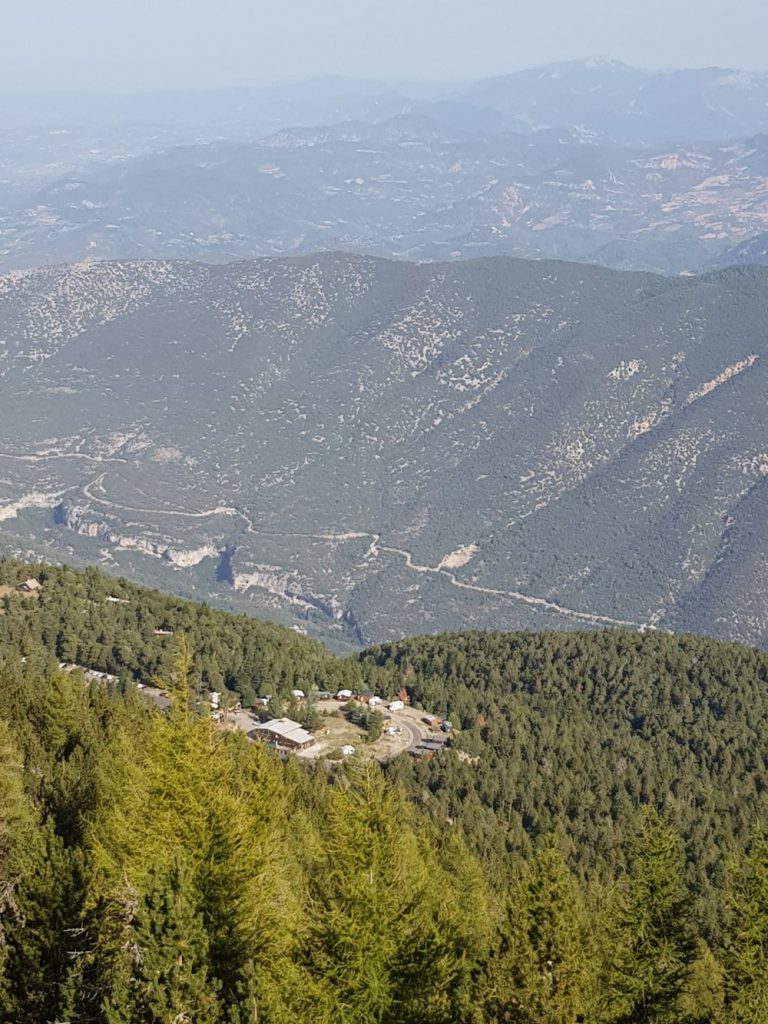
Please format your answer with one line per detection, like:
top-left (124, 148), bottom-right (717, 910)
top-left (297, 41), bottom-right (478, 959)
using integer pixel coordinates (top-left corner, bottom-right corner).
top-left (103, 857), bottom-right (220, 1024)
top-left (721, 828), bottom-right (768, 1022)
top-left (485, 837), bottom-right (593, 1024)
top-left (199, 733), bottom-right (304, 1023)
top-left (0, 818), bottom-right (79, 1024)
top-left (0, 719), bottom-right (36, 1012)
top-left (599, 811), bottom-right (698, 1024)
top-left (301, 761), bottom-right (461, 1024)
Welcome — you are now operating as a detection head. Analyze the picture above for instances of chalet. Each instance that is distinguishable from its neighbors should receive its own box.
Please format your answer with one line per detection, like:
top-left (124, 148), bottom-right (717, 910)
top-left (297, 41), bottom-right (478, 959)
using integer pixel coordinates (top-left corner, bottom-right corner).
top-left (252, 718), bottom-right (315, 751)
top-left (291, 689), bottom-right (306, 700)
top-left (316, 690), bottom-right (332, 700)
top-left (420, 737), bottom-right (448, 750)
top-left (336, 689), bottom-right (353, 700)
top-left (17, 578), bottom-right (41, 593)
top-left (388, 700), bottom-right (404, 712)
top-left (410, 735), bottom-right (449, 759)
top-left (253, 697), bottom-right (270, 708)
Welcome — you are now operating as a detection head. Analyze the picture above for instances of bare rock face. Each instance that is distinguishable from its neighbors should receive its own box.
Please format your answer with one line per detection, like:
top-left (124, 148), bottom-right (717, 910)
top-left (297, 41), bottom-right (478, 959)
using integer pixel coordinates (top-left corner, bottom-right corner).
top-left (0, 253), bottom-right (766, 647)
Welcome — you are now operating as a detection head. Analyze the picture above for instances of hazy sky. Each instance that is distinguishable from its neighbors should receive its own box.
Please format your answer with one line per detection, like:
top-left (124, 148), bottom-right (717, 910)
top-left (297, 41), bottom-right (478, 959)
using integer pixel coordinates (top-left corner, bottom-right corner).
top-left (4, 0), bottom-right (768, 93)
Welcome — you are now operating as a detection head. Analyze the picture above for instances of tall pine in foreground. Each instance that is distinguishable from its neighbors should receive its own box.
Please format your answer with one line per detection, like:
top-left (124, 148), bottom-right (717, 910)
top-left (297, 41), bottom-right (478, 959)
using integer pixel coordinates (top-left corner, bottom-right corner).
top-left (599, 811), bottom-right (698, 1024)
top-left (300, 760), bottom-right (476, 1024)
top-left (484, 837), bottom-right (594, 1024)
top-left (103, 857), bottom-right (220, 1024)
top-left (82, 638), bottom-right (303, 1023)
top-left (721, 827), bottom-right (768, 1023)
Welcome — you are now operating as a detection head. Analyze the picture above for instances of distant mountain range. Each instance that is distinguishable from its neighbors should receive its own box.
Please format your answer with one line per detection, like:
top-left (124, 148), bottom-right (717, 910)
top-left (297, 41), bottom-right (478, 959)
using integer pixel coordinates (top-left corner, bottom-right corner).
top-left (2, 120), bottom-right (768, 275)
top-left (5, 58), bottom-right (768, 145)
top-left (721, 229), bottom-right (768, 265)
top-left (456, 59), bottom-right (768, 145)
top-left (1, 253), bottom-right (766, 649)
top-left (3, 58), bottom-right (768, 275)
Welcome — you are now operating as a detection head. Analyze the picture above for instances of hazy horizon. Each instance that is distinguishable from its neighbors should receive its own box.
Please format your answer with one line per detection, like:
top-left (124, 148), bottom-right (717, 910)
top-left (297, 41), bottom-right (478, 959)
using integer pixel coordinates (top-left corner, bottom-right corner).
top-left (3, 0), bottom-right (767, 94)
top-left (4, 56), bottom-right (767, 100)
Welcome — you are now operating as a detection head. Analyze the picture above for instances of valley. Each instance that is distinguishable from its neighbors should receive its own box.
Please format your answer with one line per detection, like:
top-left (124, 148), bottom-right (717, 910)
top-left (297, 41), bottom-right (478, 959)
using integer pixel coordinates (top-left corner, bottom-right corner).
top-left (4, 35), bottom-right (768, 1021)
top-left (0, 253), bottom-right (765, 648)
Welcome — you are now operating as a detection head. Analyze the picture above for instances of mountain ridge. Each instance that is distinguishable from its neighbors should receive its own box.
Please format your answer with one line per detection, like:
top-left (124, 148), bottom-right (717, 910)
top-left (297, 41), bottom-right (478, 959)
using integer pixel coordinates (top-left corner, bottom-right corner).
top-left (0, 251), bottom-right (766, 647)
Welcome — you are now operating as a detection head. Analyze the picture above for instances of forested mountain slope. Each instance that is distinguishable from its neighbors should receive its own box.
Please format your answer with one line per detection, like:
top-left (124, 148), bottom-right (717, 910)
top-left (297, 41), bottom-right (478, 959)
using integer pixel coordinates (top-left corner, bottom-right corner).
top-left (2, 556), bottom-right (768, 909)
top-left (370, 629), bottom-right (768, 909)
top-left (0, 560), bottom-right (358, 703)
top-left (3, 562), bottom-right (768, 1020)
top-left (0, 255), bottom-right (767, 648)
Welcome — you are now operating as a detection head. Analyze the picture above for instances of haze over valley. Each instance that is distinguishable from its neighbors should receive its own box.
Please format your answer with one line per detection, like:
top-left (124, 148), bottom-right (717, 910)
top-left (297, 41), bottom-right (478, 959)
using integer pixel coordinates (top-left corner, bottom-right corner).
top-left (4, 60), bottom-right (768, 275)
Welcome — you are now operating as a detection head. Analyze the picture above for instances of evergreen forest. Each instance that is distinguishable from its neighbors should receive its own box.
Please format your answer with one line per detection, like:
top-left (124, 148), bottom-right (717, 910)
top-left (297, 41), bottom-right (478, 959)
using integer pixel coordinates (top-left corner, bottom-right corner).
top-left (2, 560), bottom-right (768, 1022)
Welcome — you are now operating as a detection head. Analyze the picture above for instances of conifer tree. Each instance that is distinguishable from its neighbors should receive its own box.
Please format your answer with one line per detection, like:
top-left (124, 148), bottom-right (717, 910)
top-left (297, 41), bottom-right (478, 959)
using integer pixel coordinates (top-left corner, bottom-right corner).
top-left (103, 857), bottom-right (221, 1024)
top-left (199, 733), bottom-right (304, 1023)
top-left (0, 817), bottom-right (79, 1024)
top-left (0, 719), bottom-right (35, 1012)
top-left (599, 811), bottom-right (698, 1024)
top-left (721, 828), bottom-right (768, 1022)
top-left (302, 761), bottom-right (460, 1024)
top-left (485, 837), bottom-right (593, 1023)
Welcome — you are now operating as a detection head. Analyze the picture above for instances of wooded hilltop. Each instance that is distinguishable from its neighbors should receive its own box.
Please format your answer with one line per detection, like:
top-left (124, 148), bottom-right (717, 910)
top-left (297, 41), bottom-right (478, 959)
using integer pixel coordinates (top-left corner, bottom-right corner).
top-left (1, 560), bottom-right (768, 1022)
